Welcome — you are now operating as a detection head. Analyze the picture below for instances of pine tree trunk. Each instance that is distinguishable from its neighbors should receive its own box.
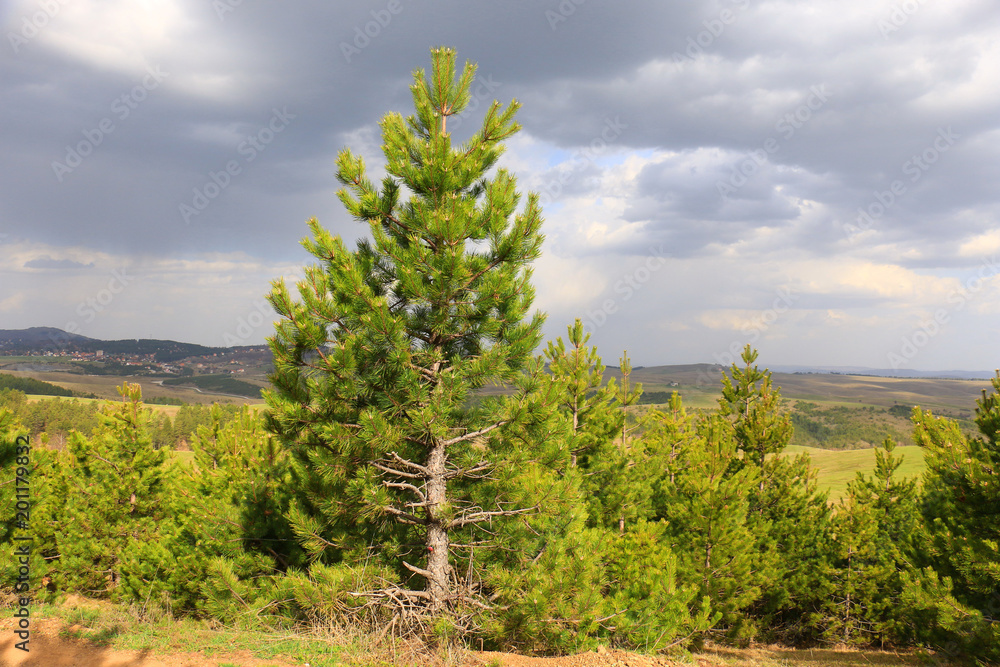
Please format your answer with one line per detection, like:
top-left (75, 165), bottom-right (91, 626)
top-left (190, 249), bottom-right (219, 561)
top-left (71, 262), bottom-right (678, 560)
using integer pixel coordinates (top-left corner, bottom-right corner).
top-left (426, 439), bottom-right (450, 609)
top-left (844, 548), bottom-right (853, 644)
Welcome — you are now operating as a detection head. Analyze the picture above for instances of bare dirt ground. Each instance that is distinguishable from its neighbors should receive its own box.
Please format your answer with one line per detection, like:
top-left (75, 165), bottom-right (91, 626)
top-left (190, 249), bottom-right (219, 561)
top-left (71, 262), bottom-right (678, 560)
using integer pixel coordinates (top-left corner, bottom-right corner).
top-left (0, 617), bottom-right (300, 667)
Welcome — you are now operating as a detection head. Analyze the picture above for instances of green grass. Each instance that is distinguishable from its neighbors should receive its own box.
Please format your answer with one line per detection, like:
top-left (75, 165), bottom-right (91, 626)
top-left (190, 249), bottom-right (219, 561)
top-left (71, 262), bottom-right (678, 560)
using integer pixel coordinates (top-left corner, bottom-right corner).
top-left (785, 444), bottom-right (926, 502)
top-left (0, 355), bottom-right (75, 364)
top-left (13, 599), bottom-right (357, 666)
top-left (171, 450), bottom-right (196, 465)
top-left (161, 374), bottom-right (265, 398)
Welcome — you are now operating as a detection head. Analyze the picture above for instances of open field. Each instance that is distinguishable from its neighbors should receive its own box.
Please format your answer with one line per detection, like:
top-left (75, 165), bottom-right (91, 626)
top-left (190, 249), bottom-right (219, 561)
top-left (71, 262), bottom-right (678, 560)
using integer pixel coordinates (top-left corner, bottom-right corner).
top-left (608, 365), bottom-right (992, 414)
top-left (786, 444), bottom-right (926, 502)
top-left (23, 394), bottom-right (187, 417)
top-left (0, 368), bottom-right (258, 405)
top-left (4, 356), bottom-right (993, 415)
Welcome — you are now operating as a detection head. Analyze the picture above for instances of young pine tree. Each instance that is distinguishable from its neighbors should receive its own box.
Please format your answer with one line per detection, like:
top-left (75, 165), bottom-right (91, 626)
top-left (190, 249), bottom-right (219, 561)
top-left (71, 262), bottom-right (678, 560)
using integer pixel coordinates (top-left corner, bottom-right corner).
top-left (536, 320), bottom-right (645, 531)
top-left (603, 352), bottom-right (644, 533)
top-left (0, 408), bottom-right (23, 549)
top-left (655, 408), bottom-right (757, 643)
top-left (134, 405), bottom-right (305, 616)
top-left (914, 377), bottom-right (1000, 659)
top-left (541, 319), bottom-right (619, 470)
top-left (717, 346), bottom-right (829, 641)
top-left (718, 345), bottom-right (793, 476)
top-left (53, 383), bottom-right (169, 599)
top-left (823, 438), bottom-right (922, 646)
top-left (484, 352), bottom-right (707, 653)
top-left (265, 48), bottom-right (545, 613)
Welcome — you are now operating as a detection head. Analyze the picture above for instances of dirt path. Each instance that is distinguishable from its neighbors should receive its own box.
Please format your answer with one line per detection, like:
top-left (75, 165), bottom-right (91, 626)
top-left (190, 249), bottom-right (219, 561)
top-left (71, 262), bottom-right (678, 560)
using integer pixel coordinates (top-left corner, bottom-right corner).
top-left (466, 648), bottom-right (706, 667)
top-left (0, 617), bottom-right (302, 667)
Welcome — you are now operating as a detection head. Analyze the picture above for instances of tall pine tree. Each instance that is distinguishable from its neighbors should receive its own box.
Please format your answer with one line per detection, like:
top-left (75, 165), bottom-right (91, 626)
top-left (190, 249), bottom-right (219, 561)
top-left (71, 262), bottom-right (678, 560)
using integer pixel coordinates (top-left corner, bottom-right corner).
top-left (264, 48), bottom-right (545, 614)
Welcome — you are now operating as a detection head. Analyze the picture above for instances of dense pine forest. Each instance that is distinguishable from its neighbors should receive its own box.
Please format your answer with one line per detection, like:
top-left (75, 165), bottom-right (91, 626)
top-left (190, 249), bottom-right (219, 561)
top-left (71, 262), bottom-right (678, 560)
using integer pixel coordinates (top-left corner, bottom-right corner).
top-left (3, 49), bottom-right (998, 662)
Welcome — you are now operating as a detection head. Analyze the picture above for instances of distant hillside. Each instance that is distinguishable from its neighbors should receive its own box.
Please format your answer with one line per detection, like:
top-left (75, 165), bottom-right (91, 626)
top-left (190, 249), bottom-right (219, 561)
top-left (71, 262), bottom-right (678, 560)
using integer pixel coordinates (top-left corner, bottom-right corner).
top-left (605, 363), bottom-right (994, 413)
top-left (0, 328), bottom-right (225, 361)
top-left (0, 372), bottom-right (76, 397)
top-left (0, 327), bottom-right (95, 346)
top-left (771, 365), bottom-right (998, 381)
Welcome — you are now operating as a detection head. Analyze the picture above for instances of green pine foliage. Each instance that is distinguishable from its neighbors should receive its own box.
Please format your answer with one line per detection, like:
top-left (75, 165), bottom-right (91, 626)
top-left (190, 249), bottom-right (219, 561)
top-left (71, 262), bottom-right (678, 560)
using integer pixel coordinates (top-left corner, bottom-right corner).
top-left (914, 375), bottom-right (1000, 660)
top-left (0, 388), bottom-right (236, 451)
top-left (716, 345), bottom-right (830, 643)
top-left (822, 438), bottom-right (923, 646)
top-left (601, 353), bottom-right (645, 533)
top-left (50, 383), bottom-right (169, 599)
top-left (0, 390), bottom-right (100, 448)
top-left (139, 405), bottom-right (305, 615)
top-left (542, 319), bottom-right (619, 471)
top-left (718, 345), bottom-right (793, 471)
top-left (480, 333), bottom-right (710, 654)
top-left (0, 372), bottom-right (75, 396)
top-left (604, 520), bottom-right (714, 651)
top-left (475, 357), bottom-right (603, 651)
top-left (0, 407), bottom-right (24, 548)
top-left (536, 320), bottom-right (645, 531)
top-left (651, 404), bottom-right (757, 643)
top-left (264, 47), bottom-right (546, 615)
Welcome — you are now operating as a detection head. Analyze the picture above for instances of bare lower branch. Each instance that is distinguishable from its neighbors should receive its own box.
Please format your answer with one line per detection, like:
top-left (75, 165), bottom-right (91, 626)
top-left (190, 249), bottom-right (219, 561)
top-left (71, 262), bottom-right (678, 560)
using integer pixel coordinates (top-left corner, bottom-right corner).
top-left (449, 505), bottom-right (537, 529)
top-left (372, 461), bottom-right (424, 480)
top-left (384, 505), bottom-right (428, 525)
top-left (442, 421), bottom-right (507, 447)
top-left (444, 460), bottom-right (492, 479)
top-left (349, 586), bottom-right (431, 601)
top-left (383, 480), bottom-right (427, 502)
top-left (389, 451), bottom-right (430, 475)
top-left (401, 560), bottom-right (432, 578)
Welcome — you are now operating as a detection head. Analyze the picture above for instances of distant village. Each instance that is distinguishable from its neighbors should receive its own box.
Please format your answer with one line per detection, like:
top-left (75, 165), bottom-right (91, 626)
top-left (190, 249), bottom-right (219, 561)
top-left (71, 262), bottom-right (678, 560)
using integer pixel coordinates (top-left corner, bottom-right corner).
top-left (0, 345), bottom-right (271, 377)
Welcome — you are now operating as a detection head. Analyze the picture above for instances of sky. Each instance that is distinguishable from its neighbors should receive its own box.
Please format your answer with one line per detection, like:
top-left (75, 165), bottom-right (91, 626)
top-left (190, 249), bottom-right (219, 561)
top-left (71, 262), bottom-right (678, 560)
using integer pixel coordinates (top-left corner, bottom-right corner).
top-left (2, 0), bottom-right (999, 371)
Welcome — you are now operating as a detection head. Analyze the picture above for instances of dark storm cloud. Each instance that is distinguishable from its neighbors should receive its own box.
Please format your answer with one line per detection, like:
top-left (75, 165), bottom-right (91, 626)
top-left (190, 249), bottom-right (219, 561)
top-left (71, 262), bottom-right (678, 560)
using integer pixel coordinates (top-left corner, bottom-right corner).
top-left (3, 0), bottom-right (994, 262)
top-left (2, 0), bottom-right (999, 368)
top-left (23, 256), bottom-right (93, 270)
